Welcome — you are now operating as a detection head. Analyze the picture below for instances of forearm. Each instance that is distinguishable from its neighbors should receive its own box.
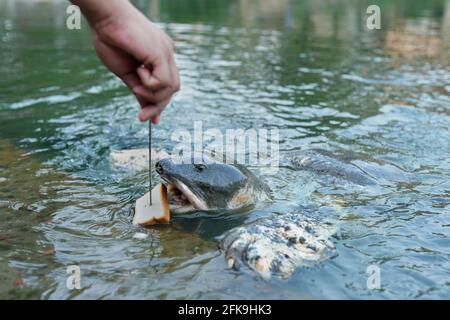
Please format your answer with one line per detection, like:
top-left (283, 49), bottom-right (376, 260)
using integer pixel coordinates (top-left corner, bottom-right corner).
top-left (70, 0), bottom-right (136, 27)
top-left (70, 0), bottom-right (179, 123)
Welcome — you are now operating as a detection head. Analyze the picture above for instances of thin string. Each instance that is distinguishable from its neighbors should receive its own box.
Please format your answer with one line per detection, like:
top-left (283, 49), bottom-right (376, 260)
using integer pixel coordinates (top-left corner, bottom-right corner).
top-left (148, 121), bottom-right (152, 205)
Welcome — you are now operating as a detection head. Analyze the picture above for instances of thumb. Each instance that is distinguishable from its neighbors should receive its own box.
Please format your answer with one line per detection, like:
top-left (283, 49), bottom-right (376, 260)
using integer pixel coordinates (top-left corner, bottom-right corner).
top-left (137, 65), bottom-right (166, 91)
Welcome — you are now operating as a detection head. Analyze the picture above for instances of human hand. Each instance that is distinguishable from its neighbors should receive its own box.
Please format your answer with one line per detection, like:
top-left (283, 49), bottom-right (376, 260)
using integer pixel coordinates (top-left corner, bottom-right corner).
top-left (77, 0), bottom-right (180, 123)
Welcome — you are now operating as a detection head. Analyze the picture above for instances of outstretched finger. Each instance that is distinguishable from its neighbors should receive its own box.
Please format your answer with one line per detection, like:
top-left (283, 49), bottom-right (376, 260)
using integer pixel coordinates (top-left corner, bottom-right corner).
top-left (151, 115), bottom-right (160, 125)
top-left (138, 97), bottom-right (171, 122)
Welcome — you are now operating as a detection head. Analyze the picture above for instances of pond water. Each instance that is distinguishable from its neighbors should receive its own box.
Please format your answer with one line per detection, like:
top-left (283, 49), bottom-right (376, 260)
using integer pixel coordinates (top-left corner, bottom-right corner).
top-left (0, 0), bottom-right (449, 299)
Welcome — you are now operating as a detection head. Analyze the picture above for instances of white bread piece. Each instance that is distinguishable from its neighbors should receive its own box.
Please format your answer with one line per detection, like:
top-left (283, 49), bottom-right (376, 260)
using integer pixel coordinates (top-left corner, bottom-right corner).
top-left (133, 183), bottom-right (170, 226)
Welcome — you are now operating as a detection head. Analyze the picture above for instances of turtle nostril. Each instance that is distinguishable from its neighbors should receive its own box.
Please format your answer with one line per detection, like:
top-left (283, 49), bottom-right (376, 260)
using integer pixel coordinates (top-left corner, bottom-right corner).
top-left (155, 161), bottom-right (164, 174)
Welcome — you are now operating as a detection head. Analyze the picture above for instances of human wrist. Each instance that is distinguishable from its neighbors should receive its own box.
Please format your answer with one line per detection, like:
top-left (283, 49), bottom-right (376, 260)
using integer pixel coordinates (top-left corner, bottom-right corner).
top-left (71, 0), bottom-right (137, 30)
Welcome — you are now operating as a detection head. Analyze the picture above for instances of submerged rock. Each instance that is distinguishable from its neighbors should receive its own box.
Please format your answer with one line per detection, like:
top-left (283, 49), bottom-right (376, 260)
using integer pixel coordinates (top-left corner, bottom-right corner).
top-left (220, 213), bottom-right (336, 279)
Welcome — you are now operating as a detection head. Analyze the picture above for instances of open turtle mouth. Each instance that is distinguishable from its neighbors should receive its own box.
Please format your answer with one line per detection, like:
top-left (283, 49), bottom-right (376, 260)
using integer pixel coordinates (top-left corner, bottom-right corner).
top-left (160, 175), bottom-right (208, 212)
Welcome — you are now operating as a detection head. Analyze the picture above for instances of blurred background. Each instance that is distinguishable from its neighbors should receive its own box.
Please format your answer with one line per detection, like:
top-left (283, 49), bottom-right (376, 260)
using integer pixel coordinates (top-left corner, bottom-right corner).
top-left (0, 0), bottom-right (449, 299)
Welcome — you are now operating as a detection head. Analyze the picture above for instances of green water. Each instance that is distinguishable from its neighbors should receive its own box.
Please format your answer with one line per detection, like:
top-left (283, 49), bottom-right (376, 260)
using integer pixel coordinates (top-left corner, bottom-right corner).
top-left (0, 0), bottom-right (449, 299)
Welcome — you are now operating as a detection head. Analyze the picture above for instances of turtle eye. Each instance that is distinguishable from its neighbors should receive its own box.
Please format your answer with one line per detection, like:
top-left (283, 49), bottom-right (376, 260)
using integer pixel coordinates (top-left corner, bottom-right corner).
top-left (193, 163), bottom-right (207, 172)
